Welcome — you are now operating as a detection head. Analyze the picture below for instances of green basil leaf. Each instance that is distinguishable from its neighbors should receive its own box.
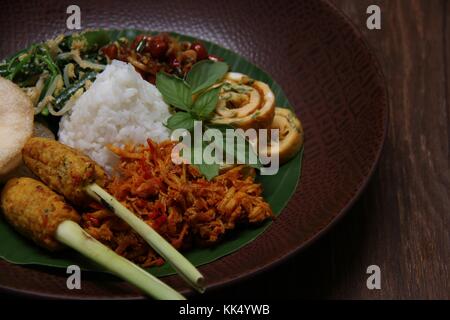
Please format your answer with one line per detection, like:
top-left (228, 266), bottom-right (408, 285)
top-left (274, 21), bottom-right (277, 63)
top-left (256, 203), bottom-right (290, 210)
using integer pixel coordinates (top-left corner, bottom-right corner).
top-left (166, 112), bottom-right (195, 131)
top-left (230, 131), bottom-right (261, 169)
top-left (193, 163), bottom-right (220, 181)
top-left (186, 60), bottom-right (228, 94)
top-left (205, 123), bottom-right (235, 132)
top-left (180, 141), bottom-right (221, 180)
top-left (192, 86), bottom-right (221, 119)
top-left (205, 123), bottom-right (262, 169)
top-left (183, 139), bottom-right (221, 180)
top-left (156, 72), bottom-right (192, 111)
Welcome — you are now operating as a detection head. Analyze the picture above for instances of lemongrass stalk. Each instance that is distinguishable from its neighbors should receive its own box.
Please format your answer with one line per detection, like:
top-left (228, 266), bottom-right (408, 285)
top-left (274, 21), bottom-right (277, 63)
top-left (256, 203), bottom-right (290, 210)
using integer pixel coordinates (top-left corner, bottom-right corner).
top-left (85, 183), bottom-right (205, 293)
top-left (55, 220), bottom-right (185, 300)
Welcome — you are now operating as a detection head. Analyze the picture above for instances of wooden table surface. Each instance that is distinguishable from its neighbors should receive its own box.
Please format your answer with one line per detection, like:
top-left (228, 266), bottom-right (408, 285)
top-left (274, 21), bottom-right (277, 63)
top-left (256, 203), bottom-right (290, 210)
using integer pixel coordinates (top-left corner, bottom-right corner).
top-left (205, 0), bottom-right (450, 300)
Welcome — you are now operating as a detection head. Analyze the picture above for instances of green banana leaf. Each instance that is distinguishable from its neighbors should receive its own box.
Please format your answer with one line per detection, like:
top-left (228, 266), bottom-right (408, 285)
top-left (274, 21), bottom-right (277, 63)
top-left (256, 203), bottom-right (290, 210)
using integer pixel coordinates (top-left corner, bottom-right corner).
top-left (0, 30), bottom-right (303, 277)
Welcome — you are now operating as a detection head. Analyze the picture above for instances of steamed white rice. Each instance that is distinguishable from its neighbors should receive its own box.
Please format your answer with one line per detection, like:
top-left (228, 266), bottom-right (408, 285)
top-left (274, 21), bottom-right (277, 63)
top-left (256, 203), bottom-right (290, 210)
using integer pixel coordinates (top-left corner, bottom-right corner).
top-left (58, 60), bottom-right (171, 173)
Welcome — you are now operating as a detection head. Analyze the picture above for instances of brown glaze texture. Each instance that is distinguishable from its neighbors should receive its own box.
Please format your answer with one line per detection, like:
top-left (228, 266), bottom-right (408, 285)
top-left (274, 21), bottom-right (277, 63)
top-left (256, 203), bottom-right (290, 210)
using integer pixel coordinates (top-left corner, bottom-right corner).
top-left (0, 0), bottom-right (387, 298)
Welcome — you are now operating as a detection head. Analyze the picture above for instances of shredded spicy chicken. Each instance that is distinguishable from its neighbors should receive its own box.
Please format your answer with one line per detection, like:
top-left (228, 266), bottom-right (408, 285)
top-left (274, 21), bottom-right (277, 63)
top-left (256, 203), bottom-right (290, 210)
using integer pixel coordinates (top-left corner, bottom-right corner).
top-left (81, 139), bottom-right (273, 267)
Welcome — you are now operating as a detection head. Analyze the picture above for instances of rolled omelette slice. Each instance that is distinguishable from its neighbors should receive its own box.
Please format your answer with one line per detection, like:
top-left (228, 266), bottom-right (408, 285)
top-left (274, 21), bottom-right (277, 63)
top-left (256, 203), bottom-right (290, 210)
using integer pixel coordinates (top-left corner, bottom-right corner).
top-left (211, 72), bottom-right (275, 129)
top-left (259, 107), bottom-right (304, 164)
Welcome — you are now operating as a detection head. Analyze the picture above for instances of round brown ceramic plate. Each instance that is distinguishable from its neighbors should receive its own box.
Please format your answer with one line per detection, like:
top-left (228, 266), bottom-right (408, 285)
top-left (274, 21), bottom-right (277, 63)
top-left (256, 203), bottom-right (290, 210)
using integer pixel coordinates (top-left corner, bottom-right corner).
top-left (0, 0), bottom-right (387, 299)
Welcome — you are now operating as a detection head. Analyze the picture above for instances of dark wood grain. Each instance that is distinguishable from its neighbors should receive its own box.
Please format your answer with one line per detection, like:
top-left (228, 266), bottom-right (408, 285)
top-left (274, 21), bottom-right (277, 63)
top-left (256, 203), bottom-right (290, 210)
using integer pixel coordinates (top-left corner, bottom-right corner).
top-left (205, 0), bottom-right (450, 300)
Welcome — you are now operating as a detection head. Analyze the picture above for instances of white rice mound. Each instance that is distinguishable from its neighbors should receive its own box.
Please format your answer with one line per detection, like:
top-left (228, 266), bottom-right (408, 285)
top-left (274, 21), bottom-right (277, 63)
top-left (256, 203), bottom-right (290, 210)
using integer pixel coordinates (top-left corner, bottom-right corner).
top-left (59, 60), bottom-right (171, 173)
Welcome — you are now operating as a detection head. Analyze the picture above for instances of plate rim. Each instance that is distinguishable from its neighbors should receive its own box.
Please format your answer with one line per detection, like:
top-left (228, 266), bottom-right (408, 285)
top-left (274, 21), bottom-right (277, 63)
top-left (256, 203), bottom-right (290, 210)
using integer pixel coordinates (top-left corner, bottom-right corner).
top-left (0, 0), bottom-right (389, 299)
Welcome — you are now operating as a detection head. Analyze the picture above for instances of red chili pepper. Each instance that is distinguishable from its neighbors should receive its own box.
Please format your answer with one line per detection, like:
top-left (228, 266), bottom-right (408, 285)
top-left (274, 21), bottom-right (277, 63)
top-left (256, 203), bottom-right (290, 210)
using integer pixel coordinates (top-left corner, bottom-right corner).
top-left (146, 139), bottom-right (158, 162)
top-left (100, 44), bottom-right (118, 60)
top-left (140, 157), bottom-right (152, 179)
top-left (153, 215), bottom-right (167, 229)
top-left (135, 199), bottom-right (148, 208)
top-left (149, 211), bottom-right (160, 220)
top-left (158, 214), bottom-right (167, 224)
top-left (147, 138), bottom-right (154, 150)
top-left (154, 200), bottom-right (165, 213)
